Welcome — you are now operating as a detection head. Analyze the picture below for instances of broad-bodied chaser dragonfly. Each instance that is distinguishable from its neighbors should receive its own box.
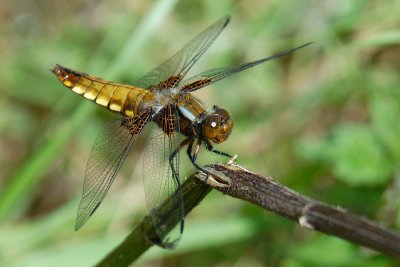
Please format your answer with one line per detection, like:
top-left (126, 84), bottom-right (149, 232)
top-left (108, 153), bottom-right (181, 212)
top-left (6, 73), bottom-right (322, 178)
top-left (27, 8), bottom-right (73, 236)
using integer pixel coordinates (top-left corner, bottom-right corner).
top-left (52, 15), bottom-right (311, 248)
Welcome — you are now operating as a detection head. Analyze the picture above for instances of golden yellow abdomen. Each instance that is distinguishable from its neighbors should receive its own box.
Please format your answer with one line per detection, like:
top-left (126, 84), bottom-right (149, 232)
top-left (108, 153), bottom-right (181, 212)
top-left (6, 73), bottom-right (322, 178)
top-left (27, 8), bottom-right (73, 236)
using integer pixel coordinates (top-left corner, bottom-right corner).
top-left (52, 65), bottom-right (154, 117)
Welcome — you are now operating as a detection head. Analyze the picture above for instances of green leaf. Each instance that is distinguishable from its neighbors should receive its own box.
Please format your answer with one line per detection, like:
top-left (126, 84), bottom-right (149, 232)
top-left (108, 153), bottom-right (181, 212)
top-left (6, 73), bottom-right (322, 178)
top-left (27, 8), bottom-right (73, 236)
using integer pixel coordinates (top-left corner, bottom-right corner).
top-left (327, 125), bottom-right (393, 186)
top-left (295, 138), bottom-right (330, 162)
top-left (289, 236), bottom-right (357, 266)
top-left (370, 95), bottom-right (400, 161)
top-left (287, 235), bottom-right (392, 267)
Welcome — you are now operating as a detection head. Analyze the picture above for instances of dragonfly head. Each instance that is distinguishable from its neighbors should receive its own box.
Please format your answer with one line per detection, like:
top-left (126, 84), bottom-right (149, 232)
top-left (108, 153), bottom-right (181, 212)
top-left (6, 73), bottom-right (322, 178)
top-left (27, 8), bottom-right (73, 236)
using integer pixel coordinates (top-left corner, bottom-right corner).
top-left (202, 106), bottom-right (233, 144)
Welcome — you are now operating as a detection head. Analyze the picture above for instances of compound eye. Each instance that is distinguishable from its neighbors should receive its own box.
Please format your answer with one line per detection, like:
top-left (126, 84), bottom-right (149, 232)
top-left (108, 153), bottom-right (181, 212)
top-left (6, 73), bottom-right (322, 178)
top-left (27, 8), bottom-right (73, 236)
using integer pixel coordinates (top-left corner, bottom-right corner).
top-left (202, 109), bottom-right (233, 144)
top-left (208, 114), bottom-right (221, 129)
top-left (202, 115), bottom-right (221, 140)
top-left (215, 108), bottom-right (230, 118)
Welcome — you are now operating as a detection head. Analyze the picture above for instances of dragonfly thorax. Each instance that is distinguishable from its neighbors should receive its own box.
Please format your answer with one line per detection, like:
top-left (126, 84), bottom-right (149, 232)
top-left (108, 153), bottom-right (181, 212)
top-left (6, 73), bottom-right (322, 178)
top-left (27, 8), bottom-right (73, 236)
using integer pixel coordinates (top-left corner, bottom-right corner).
top-left (152, 87), bottom-right (179, 106)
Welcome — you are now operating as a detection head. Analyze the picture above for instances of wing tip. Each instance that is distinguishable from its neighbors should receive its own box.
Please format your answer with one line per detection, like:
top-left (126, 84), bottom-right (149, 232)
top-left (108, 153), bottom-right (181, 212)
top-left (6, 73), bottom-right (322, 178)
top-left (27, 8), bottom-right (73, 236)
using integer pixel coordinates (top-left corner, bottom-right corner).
top-left (222, 15), bottom-right (231, 28)
top-left (74, 200), bottom-right (103, 231)
top-left (74, 219), bottom-right (84, 231)
top-left (290, 41), bottom-right (314, 54)
top-left (300, 41), bottom-right (314, 48)
top-left (74, 213), bottom-right (89, 231)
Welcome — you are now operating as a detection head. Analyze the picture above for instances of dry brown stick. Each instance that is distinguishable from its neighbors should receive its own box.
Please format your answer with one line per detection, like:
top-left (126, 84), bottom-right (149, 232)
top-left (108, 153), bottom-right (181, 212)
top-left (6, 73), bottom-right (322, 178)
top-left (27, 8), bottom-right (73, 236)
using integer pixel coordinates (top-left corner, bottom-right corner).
top-left (202, 163), bottom-right (400, 258)
top-left (96, 161), bottom-right (400, 266)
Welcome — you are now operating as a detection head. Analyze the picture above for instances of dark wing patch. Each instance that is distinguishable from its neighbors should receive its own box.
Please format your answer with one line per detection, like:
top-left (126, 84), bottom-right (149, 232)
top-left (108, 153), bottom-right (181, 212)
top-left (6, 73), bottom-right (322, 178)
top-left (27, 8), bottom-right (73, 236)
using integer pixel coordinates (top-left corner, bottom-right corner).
top-left (158, 104), bottom-right (176, 136)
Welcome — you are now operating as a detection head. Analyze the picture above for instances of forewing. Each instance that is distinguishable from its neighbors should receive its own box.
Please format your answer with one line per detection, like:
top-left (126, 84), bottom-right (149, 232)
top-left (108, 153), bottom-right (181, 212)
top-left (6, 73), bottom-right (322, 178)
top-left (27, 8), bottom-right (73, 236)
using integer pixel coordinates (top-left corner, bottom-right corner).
top-left (134, 16), bottom-right (230, 89)
top-left (75, 110), bottom-right (151, 230)
top-left (142, 105), bottom-right (183, 248)
top-left (180, 42), bottom-right (313, 92)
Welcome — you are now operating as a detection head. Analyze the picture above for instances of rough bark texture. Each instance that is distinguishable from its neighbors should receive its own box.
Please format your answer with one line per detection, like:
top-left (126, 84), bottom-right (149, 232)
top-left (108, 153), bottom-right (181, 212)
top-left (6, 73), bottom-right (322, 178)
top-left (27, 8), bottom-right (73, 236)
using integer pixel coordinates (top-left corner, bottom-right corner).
top-left (96, 163), bottom-right (400, 267)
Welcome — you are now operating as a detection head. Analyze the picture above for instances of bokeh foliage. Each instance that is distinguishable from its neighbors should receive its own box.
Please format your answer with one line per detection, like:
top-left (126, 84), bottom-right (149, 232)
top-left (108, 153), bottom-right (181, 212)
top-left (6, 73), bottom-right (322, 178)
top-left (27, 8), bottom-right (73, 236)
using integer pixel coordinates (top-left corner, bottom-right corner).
top-left (0, 0), bottom-right (399, 266)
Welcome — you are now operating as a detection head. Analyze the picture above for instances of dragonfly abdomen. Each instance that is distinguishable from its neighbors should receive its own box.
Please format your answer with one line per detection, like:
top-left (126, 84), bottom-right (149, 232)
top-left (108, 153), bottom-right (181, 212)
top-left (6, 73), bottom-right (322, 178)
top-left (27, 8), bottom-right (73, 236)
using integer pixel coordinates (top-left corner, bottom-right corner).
top-left (52, 65), bottom-right (153, 117)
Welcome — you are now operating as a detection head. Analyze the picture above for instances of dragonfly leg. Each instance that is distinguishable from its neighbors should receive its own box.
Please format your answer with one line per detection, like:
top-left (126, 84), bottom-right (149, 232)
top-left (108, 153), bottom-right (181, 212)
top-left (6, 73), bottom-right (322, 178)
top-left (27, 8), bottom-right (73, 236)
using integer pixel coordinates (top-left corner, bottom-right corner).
top-left (191, 139), bottom-right (202, 162)
top-left (169, 138), bottom-right (191, 164)
top-left (186, 138), bottom-right (203, 170)
top-left (169, 137), bottom-right (192, 183)
top-left (204, 139), bottom-right (232, 158)
top-left (186, 138), bottom-right (217, 184)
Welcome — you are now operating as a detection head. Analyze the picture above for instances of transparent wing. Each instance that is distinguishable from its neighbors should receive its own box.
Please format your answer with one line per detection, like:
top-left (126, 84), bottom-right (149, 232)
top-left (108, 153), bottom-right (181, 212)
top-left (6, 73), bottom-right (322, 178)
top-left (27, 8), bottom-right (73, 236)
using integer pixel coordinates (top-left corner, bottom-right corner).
top-left (134, 16), bottom-right (230, 89)
top-left (179, 42), bottom-right (313, 92)
top-left (142, 105), bottom-right (183, 248)
top-left (75, 110), bottom-right (151, 230)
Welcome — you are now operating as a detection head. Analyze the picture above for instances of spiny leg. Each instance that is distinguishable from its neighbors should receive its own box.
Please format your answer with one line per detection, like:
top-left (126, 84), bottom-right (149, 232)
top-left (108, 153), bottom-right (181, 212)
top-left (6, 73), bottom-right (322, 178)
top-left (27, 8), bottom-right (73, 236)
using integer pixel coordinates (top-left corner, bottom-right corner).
top-left (204, 139), bottom-right (232, 158)
top-left (186, 137), bottom-right (203, 171)
top-left (191, 139), bottom-right (202, 162)
top-left (186, 137), bottom-right (220, 183)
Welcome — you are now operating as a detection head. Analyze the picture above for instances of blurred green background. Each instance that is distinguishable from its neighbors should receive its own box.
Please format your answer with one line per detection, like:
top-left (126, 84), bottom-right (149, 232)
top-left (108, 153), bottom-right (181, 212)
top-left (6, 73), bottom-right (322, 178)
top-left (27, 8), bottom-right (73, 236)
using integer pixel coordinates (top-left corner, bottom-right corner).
top-left (1, 0), bottom-right (400, 266)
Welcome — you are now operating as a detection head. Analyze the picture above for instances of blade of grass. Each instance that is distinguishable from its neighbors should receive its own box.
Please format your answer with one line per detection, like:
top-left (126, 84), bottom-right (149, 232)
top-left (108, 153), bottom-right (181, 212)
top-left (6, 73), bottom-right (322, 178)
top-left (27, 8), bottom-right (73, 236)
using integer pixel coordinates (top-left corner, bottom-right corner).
top-left (352, 31), bottom-right (400, 48)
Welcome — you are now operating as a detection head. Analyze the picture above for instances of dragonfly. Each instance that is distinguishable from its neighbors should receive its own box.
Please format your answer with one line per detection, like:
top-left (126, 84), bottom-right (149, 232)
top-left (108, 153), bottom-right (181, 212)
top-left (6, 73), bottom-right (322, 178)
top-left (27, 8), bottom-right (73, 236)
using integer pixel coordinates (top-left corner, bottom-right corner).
top-left (51, 15), bottom-right (311, 248)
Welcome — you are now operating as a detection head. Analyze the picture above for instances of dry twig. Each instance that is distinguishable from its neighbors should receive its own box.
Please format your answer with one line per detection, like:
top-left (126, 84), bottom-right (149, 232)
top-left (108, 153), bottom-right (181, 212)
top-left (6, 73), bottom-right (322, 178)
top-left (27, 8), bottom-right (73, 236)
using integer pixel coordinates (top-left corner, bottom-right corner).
top-left (96, 162), bottom-right (400, 266)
